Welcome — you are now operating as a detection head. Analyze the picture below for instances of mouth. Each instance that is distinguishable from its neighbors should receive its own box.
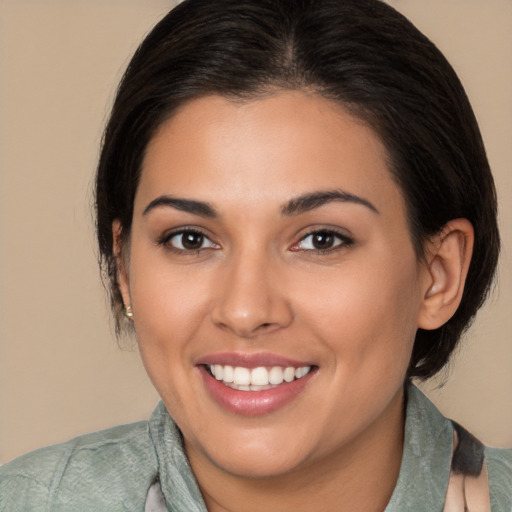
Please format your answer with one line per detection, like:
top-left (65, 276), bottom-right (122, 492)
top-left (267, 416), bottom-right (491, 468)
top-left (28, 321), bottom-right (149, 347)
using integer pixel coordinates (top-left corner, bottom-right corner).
top-left (205, 364), bottom-right (313, 391)
top-left (197, 354), bottom-right (317, 416)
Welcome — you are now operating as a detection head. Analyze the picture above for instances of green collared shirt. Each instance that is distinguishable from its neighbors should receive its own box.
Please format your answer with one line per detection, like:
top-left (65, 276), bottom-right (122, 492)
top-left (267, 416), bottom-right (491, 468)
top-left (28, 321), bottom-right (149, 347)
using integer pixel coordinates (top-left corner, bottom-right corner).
top-left (1, 385), bottom-right (511, 511)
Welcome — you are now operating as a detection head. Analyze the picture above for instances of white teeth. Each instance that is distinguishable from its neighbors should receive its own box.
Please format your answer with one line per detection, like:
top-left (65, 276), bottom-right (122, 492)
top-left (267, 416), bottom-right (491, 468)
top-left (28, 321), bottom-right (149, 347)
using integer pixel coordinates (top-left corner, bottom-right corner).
top-left (222, 365), bottom-right (234, 383)
top-left (295, 367), bottom-right (308, 379)
top-left (251, 367), bottom-right (269, 386)
top-left (250, 384), bottom-right (273, 391)
top-left (283, 367), bottom-right (295, 382)
top-left (207, 364), bottom-right (312, 390)
top-left (233, 367), bottom-right (251, 386)
top-left (268, 366), bottom-right (284, 385)
top-left (213, 364), bottom-right (223, 380)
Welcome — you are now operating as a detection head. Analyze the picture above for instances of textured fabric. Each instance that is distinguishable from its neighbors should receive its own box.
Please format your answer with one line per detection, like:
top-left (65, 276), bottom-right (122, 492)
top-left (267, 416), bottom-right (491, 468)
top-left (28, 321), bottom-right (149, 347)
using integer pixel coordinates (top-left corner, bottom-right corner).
top-left (0, 422), bottom-right (159, 511)
top-left (1, 385), bottom-right (511, 511)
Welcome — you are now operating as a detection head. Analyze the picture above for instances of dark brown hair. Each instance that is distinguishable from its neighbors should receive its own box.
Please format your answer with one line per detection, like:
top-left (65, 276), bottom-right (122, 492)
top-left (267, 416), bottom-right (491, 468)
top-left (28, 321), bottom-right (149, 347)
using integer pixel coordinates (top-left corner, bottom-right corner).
top-left (96, 0), bottom-right (499, 379)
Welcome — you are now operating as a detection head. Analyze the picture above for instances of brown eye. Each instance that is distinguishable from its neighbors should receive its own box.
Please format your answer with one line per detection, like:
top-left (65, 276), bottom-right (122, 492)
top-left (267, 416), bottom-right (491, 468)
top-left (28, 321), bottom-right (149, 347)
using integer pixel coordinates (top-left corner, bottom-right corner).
top-left (311, 232), bottom-right (336, 250)
top-left (164, 230), bottom-right (218, 251)
top-left (181, 232), bottom-right (204, 250)
top-left (293, 230), bottom-right (353, 252)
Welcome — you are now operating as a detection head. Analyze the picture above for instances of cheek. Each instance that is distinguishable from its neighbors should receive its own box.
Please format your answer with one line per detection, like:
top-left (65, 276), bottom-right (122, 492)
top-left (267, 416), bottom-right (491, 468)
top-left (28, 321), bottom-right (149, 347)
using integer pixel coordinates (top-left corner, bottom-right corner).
top-left (294, 255), bottom-right (422, 370)
top-left (128, 266), bottom-right (209, 427)
top-left (125, 249), bottom-right (207, 386)
top-left (128, 246), bottom-right (209, 335)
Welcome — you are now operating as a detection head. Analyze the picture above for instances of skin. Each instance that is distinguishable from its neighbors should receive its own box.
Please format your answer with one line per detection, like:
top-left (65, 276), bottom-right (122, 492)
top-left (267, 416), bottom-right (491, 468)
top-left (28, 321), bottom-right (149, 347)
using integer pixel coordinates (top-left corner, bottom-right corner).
top-left (115, 91), bottom-right (473, 511)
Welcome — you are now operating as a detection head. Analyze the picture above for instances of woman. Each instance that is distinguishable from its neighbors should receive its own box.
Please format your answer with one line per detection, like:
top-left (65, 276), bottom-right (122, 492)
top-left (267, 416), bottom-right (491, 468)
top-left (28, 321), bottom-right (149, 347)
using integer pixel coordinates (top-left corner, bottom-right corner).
top-left (1, 0), bottom-right (510, 510)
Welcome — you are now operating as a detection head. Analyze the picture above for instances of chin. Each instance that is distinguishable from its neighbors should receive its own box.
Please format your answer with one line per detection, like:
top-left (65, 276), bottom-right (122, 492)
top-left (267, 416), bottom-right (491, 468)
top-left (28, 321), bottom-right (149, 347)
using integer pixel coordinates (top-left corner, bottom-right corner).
top-left (185, 424), bottom-right (318, 480)
top-left (207, 447), bottom-right (309, 480)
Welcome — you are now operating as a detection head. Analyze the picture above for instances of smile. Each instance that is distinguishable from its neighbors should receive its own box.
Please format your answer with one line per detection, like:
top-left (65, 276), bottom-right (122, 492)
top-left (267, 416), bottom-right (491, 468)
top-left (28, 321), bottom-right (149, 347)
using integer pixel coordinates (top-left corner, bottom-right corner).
top-left (206, 364), bottom-right (312, 391)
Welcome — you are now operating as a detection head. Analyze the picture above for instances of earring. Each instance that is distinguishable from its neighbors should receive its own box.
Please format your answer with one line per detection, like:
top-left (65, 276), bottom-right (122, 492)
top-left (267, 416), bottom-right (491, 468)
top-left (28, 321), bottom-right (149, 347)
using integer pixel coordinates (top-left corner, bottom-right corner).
top-left (123, 304), bottom-right (134, 320)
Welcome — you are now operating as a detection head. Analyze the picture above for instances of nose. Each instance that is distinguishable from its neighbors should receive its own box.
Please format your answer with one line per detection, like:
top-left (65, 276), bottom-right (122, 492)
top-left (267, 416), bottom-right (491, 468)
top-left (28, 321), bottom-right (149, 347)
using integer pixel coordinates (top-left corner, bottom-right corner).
top-left (211, 252), bottom-right (293, 338)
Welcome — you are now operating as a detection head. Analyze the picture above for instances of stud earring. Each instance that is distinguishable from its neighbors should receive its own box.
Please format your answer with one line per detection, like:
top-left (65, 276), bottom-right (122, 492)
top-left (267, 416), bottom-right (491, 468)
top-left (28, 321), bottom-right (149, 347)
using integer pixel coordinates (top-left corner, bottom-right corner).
top-left (123, 304), bottom-right (134, 320)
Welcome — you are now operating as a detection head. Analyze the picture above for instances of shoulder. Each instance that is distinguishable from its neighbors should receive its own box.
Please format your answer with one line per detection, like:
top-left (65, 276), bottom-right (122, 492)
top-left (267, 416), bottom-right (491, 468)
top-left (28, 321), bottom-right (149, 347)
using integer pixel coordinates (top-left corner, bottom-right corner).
top-left (401, 386), bottom-right (512, 510)
top-left (0, 421), bottom-right (158, 512)
top-left (485, 445), bottom-right (512, 510)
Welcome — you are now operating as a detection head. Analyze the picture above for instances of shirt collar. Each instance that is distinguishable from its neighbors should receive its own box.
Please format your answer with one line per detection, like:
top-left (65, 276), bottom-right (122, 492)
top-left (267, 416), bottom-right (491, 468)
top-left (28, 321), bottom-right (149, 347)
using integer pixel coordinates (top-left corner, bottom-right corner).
top-left (148, 401), bottom-right (208, 512)
top-left (149, 384), bottom-right (453, 512)
top-left (385, 384), bottom-right (453, 511)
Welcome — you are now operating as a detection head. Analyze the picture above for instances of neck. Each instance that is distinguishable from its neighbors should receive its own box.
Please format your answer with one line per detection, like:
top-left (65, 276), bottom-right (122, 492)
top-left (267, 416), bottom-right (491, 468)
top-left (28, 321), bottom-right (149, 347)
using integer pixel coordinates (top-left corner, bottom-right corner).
top-left (188, 388), bottom-right (406, 512)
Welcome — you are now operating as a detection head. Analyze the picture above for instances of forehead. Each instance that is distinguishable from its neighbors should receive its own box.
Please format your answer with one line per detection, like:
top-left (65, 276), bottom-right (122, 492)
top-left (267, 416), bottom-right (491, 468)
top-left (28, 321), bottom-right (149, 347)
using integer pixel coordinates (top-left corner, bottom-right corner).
top-left (136, 91), bottom-right (405, 219)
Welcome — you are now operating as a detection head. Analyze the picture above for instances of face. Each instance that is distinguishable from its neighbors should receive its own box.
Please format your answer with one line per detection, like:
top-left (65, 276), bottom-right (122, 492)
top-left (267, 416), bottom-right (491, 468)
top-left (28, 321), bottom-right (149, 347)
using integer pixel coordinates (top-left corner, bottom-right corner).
top-left (117, 91), bottom-right (431, 480)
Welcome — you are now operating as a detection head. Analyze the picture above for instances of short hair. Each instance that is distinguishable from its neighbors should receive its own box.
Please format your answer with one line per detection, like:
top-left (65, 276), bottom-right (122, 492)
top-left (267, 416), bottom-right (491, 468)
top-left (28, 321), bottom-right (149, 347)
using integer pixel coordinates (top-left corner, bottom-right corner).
top-left (95, 0), bottom-right (499, 379)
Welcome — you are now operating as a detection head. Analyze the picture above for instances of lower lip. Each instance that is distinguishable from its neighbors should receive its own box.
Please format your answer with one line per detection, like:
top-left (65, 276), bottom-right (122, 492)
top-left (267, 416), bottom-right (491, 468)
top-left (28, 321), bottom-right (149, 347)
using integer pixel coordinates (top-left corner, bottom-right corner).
top-left (198, 365), bottom-right (315, 416)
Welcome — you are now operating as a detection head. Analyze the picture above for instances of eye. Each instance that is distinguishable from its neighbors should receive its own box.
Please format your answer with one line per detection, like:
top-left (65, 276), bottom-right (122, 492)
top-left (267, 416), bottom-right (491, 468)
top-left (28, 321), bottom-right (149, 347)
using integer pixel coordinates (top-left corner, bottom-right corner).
top-left (292, 230), bottom-right (352, 252)
top-left (161, 229), bottom-right (219, 252)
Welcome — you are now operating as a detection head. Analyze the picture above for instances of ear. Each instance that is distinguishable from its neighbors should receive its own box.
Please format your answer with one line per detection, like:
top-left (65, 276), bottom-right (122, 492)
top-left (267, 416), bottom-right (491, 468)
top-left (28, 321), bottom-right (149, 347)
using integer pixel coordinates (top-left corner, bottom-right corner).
top-left (418, 219), bottom-right (474, 330)
top-left (112, 220), bottom-right (131, 307)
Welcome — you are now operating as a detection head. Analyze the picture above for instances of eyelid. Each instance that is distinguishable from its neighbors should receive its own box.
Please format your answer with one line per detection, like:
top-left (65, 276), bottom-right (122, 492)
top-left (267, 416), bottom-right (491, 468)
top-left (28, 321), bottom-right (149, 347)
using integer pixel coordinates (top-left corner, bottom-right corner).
top-left (290, 228), bottom-right (354, 253)
top-left (156, 226), bottom-right (352, 254)
top-left (158, 227), bottom-right (220, 252)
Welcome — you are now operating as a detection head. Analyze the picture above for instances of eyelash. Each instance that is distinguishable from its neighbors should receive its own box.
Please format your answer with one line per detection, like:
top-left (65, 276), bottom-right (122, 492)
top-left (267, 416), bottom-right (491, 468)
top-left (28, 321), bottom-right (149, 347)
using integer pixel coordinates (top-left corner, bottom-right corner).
top-left (291, 229), bottom-right (354, 254)
top-left (158, 228), bottom-right (219, 254)
top-left (157, 228), bottom-right (353, 255)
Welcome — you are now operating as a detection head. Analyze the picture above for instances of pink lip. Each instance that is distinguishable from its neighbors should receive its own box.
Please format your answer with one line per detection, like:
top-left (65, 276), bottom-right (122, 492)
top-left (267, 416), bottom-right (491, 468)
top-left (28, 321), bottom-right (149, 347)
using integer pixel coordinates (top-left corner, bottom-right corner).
top-left (196, 351), bottom-right (313, 368)
top-left (197, 362), bottom-right (316, 417)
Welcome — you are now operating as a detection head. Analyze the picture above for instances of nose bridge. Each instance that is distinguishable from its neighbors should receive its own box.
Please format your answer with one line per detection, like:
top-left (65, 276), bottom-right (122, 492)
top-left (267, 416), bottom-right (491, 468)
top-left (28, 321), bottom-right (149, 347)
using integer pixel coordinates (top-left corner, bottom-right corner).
top-left (211, 244), bottom-right (292, 337)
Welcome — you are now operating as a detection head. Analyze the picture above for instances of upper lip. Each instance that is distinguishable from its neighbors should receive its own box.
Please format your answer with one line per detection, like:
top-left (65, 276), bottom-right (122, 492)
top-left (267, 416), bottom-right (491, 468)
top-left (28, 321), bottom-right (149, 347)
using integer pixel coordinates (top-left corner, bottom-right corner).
top-left (195, 352), bottom-right (314, 368)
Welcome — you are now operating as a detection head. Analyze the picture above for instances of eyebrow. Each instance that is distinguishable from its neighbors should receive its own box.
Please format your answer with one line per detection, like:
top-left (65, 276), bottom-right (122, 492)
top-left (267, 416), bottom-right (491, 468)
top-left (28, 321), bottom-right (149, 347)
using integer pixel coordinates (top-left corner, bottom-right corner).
top-left (142, 189), bottom-right (378, 219)
top-left (281, 189), bottom-right (379, 216)
top-left (143, 196), bottom-right (218, 218)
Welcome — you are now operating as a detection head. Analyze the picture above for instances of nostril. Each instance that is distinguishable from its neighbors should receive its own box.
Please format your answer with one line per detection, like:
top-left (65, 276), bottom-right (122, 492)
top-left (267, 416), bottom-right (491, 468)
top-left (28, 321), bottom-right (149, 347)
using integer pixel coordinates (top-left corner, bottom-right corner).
top-left (211, 294), bottom-right (294, 337)
top-left (256, 322), bottom-right (277, 332)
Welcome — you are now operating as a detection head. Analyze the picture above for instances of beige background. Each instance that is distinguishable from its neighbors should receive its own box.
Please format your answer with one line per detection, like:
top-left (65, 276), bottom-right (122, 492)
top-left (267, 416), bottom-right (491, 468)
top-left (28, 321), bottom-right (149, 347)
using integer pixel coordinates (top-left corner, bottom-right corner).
top-left (0, 0), bottom-right (510, 464)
